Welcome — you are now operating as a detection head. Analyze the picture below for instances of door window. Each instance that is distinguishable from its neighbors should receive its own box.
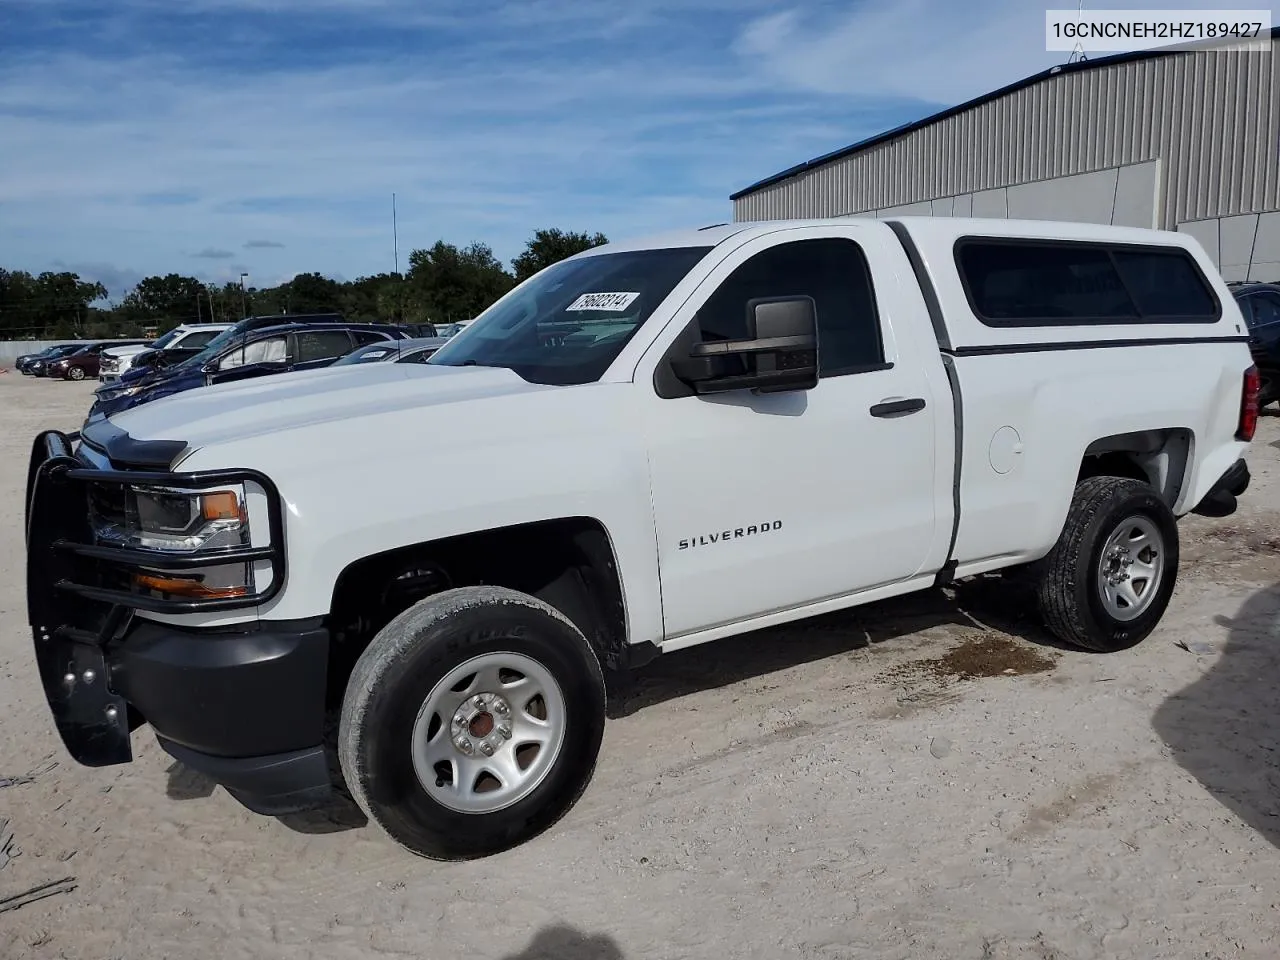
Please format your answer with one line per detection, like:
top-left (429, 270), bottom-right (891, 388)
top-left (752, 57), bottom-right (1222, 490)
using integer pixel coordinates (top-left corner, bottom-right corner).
top-left (351, 329), bottom-right (389, 346)
top-left (693, 238), bottom-right (885, 377)
top-left (218, 336), bottom-right (288, 370)
top-left (296, 331), bottom-right (355, 362)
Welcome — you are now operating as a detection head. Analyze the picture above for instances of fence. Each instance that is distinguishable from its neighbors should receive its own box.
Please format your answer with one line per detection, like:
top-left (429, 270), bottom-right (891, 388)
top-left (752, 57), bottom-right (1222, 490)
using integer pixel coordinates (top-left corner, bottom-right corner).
top-left (1, 340), bottom-right (97, 367)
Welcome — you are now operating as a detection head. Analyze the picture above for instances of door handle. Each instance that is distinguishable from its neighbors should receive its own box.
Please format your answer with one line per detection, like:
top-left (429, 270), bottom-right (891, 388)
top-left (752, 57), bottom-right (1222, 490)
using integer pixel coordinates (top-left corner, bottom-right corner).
top-left (869, 397), bottom-right (926, 418)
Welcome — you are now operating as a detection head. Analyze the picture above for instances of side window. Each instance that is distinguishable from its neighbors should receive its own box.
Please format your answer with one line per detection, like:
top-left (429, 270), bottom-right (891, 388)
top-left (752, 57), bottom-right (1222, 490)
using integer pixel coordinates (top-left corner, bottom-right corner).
top-left (177, 330), bottom-right (220, 350)
top-left (957, 240), bottom-right (1219, 326)
top-left (695, 238), bottom-right (885, 377)
top-left (1111, 249), bottom-right (1217, 317)
top-left (297, 331), bottom-right (355, 362)
top-left (351, 329), bottom-right (389, 346)
top-left (218, 336), bottom-right (288, 370)
top-left (1253, 293), bottom-right (1280, 329)
top-left (403, 348), bottom-right (437, 363)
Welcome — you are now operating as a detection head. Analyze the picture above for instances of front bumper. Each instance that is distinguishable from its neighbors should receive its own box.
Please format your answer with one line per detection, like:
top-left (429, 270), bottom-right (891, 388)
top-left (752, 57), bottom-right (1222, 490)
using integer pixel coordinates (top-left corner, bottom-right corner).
top-left (25, 430), bottom-right (327, 814)
top-left (120, 618), bottom-right (332, 814)
top-left (1191, 458), bottom-right (1250, 518)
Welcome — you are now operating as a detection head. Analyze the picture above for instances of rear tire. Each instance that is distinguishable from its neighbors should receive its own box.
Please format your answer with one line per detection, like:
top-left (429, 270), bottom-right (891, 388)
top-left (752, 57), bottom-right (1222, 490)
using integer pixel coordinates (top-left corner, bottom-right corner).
top-left (1034, 477), bottom-right (1179, 652)
top-left (338, 585), bottom-right (606, 859)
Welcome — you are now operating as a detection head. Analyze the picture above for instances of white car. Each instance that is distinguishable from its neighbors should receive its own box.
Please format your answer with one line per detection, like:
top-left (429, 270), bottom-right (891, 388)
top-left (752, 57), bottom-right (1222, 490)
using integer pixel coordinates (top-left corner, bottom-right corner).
top-left (98, 323), bottom-right (232, 382)
top-left (26, 216), bottom-right (1257, 860)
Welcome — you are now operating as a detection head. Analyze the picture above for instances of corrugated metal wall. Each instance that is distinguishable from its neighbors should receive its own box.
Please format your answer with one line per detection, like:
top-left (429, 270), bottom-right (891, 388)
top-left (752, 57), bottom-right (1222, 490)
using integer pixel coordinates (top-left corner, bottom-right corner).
top-left (733, 38), bottom-right (1279, 229)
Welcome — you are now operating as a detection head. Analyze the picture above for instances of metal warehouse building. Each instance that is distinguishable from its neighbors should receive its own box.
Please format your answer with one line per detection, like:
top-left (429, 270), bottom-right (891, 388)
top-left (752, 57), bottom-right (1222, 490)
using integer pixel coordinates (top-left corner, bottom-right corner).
top-left (731, 29), bottom-right (1280, 281)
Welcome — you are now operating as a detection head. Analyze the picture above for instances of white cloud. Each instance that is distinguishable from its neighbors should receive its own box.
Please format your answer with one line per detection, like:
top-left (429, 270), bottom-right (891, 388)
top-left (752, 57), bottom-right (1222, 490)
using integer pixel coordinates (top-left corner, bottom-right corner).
top-left (735, 0), bottom-right (1280, 104)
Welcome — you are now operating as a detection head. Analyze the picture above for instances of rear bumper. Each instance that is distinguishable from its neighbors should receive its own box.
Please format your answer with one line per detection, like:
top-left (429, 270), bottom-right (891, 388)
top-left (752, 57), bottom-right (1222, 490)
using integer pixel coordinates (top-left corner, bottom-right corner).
top-left (1191, 458), bottom-right (1250, 518)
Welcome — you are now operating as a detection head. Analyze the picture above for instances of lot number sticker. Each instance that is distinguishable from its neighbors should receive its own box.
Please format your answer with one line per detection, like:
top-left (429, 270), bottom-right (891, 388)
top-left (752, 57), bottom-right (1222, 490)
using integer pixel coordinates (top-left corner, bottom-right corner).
top-left (565, 292), bottom-right (639, 312)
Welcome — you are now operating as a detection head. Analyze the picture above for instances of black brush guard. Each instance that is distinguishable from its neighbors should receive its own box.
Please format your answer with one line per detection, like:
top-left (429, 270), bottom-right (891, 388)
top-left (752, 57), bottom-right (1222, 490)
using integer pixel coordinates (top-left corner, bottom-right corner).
top-left (25, 430), bottom-right (285, 766)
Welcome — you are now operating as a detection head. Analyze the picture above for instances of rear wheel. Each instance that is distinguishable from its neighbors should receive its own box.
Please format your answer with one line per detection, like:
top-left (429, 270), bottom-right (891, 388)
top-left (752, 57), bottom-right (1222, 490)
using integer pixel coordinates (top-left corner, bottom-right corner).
top-left (338, 585), bottom-right (606, 859)
top-left (1034, 477), bottom-right (1179, 652)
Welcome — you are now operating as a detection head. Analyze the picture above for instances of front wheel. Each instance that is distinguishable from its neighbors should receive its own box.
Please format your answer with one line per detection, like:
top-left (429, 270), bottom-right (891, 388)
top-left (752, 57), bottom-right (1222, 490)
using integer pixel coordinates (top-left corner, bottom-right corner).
top-left (338, 585), bottom-right (606, 859)
top-left (1034, 477), bottom-right (1179, 652)
top-left (67, 367), bottom-right (85, 381)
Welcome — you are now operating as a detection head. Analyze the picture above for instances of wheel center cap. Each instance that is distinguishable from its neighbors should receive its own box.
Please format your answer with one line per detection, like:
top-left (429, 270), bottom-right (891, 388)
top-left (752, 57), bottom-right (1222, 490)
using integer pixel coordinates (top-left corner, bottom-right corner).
top-left (469, 712), bottom-right (494, 738)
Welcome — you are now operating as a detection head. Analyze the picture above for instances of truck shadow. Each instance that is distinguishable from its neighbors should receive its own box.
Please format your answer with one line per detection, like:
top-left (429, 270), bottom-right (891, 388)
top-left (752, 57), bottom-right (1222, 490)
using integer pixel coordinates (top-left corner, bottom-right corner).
top-left (609, 572), bottom-right (1064, 718)
top-left (1152, 582), bottom-right (1280, 849)
top-left (496, 925), bottom-right (624, 960)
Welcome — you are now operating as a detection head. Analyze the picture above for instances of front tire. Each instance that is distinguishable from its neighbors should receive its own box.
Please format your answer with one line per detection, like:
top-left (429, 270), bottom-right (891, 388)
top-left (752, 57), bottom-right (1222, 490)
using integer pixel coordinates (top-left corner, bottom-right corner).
top-left (338, 585), bottom-right (606, 859)
top-left (67, 367), bottom-right (85, 381)
top-left (1034, 477), bottom-right (1179, 652)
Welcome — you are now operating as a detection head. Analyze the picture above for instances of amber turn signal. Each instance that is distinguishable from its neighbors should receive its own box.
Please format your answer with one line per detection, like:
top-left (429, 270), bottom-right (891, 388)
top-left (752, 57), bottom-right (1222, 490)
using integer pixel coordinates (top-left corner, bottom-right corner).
top-left (133, 573), bottom-right (248, 599)
top-left (200, 491), bottom-right (243, 523)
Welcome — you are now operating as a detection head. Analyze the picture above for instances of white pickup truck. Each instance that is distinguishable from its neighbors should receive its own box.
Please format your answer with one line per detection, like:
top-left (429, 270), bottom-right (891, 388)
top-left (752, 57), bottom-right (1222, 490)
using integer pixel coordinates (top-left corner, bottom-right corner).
top-left (26, 216), bottom-right (1257, 860)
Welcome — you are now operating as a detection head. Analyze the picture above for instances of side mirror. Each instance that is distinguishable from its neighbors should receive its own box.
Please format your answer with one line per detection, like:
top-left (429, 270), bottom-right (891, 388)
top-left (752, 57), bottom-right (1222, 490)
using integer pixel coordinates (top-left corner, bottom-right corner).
top-left (673, 296), bottom-right (819, 395)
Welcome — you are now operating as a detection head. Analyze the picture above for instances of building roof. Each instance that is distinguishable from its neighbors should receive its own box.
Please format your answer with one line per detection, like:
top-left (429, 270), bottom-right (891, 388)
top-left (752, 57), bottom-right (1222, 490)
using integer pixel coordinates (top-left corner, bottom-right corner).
top-left (729, 27), bottom-right (1280, 201)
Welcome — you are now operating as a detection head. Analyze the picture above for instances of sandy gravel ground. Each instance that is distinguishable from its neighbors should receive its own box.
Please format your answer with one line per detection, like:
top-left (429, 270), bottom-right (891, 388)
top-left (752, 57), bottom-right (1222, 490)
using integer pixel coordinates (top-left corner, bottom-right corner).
top-left (1, 372), bottom-right (1278, 960)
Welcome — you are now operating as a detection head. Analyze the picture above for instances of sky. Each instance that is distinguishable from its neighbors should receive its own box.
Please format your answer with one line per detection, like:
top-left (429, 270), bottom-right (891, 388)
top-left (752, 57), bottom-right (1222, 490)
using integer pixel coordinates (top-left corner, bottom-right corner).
top-left (1, 0), bottom-right (1274, 299)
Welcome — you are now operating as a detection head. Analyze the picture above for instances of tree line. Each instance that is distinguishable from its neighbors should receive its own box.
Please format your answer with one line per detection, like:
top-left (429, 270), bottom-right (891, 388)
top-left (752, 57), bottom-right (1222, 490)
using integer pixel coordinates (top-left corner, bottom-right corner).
top-left (0, 228), bottom-right (608, 340)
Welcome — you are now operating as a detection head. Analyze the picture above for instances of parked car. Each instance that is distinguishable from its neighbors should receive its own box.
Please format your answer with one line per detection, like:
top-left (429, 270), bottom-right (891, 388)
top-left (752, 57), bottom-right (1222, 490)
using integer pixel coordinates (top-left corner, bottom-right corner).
top-left (100, 324), bottom-right (233, 383)
top-left (331, 336), bottom-right (450, 366)
top-left (26, 216), bottom-right (1256, 861)
top-left (433, 322), bottom-right (465, 339)
top-left (16, 343), bottom-right (81, 376)
top-left (47, 341), bottom-right (149, 381)
top-left (1231, 281), bottom-right (1280, 406)
top-left (89, 321), bottom-right (410, 417)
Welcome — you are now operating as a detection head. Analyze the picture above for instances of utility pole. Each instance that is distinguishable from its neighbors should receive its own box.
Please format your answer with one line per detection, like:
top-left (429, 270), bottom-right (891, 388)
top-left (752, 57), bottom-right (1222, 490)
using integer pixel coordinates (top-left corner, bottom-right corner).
top-left (392, 192), bottom-right (404, 323)
top-left (239, 272), bottom-right (248, 319)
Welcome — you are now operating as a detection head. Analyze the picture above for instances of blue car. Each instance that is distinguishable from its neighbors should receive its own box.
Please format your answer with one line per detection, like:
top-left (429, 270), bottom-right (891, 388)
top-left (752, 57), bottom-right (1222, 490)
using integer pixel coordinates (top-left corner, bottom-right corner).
top-left (90, 320), bottom-right (409, 418)
top-left (1233, 282), bottom-right (1280, 406)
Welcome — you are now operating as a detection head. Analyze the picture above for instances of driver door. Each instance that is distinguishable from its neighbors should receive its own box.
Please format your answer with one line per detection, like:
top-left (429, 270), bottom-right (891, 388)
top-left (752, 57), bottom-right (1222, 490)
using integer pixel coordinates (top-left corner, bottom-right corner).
top-left (642, 226), bottom-right (941, 641)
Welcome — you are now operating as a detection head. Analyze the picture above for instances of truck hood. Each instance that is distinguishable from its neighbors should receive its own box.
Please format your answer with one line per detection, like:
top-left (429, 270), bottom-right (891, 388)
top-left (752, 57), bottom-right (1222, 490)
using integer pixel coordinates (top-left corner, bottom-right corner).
top-left (101, 363), bottom-right (557, 457)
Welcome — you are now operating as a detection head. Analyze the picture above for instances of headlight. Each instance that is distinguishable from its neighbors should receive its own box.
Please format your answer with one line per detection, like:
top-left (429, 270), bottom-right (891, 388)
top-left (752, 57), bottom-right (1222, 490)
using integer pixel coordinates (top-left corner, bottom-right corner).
top-left (90, 483), bottom-right (254, 600)
top-left (98, 383), bottom-right (143, 401)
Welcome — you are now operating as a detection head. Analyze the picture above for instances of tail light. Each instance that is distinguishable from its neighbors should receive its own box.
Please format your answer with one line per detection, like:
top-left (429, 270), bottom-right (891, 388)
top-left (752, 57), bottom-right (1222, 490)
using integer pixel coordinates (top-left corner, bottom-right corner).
top-left (1237, 364), bottom-right (1260, 442)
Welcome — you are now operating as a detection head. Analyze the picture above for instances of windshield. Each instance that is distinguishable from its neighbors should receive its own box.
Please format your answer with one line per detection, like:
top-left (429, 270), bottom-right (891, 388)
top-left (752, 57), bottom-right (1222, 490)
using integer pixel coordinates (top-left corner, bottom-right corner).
top-left (333, 343), bottom-right (396, 366)
top-left (428, 246), bottom-right (712, 385)
top-left (172, 323), bottom-right (250, 372)
top-left (149, 328), bottom-right (183, 349)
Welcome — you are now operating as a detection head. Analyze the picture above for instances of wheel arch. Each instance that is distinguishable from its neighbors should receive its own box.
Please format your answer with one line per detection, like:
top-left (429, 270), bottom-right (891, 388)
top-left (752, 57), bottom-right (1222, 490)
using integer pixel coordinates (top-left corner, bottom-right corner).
top-left (327, 516), bottom-right (634, 700)
top-left (1078, 427), bottom-right (1194, 508)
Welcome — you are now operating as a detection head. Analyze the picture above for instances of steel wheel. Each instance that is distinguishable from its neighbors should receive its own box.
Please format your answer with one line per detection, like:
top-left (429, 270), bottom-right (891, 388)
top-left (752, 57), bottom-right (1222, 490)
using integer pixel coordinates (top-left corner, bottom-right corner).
top-left (410, 651), bottom-right (567, 815)
top-left (1097, 515), bottom-right (1165, 622)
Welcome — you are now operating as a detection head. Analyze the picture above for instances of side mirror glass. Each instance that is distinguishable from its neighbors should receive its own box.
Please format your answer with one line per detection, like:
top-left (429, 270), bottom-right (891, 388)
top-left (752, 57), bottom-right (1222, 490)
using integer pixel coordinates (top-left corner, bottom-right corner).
top-left (674, 295), bottom-right (818, 395)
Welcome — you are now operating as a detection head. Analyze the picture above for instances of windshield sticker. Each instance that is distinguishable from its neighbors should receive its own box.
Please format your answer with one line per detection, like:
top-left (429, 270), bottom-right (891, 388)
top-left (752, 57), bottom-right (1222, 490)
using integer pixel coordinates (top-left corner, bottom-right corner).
top-left (565, 292), bottom-right (640, 312)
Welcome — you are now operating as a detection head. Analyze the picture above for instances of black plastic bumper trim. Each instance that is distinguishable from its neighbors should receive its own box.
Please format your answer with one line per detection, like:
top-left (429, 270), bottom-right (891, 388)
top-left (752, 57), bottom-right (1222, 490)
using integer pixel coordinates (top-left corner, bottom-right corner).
top-left (110, 616), bottom-right (330, 759)
top-left (157, 739), bottom-right (331, 816)
top-left (1191, 458), bottom-right (1250, 518)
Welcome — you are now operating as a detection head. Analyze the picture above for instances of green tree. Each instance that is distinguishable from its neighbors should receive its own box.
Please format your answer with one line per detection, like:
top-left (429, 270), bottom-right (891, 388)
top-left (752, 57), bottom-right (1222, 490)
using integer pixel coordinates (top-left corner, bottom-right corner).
top-left (0, 269), bottom-right (107, 337)
top-left (405, 241), bottom-right (513, 322)
top-left (511, 228), bottom-right (608, 283)
top-left (278, 272), bottom-right (344, 314)
top-left (342, 273), bottom-right (401, 322)
top-left (120, 273), bottom-right (206, 326)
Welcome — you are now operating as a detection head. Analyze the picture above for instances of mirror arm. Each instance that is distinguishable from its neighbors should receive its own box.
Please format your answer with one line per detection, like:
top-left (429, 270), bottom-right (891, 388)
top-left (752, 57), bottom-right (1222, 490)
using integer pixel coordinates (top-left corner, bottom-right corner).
top-left (690, 334), bottom-right (815, 358)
